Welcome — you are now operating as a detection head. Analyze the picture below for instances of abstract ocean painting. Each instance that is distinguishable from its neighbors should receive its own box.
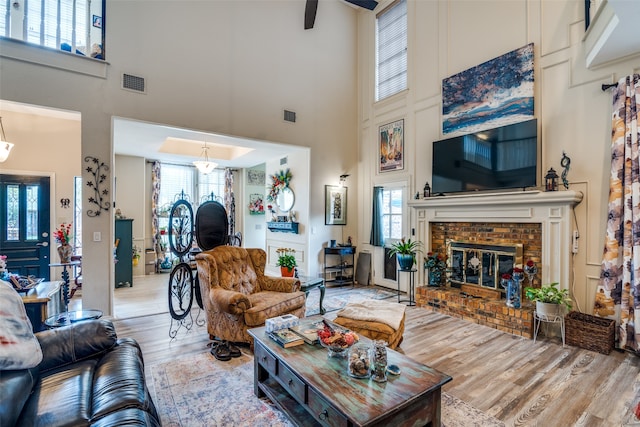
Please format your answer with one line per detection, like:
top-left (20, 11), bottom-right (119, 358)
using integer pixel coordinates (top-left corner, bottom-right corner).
top-left (442, 43), bottom-right (534, 136)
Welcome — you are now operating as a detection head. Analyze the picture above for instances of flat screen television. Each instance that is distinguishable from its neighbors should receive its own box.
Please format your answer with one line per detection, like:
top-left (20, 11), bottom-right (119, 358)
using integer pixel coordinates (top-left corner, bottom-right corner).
top-left (432, 119), bottom-right (537, 194)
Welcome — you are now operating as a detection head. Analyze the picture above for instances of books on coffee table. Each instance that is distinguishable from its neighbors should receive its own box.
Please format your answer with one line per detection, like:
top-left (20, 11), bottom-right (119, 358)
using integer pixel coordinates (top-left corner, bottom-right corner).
top-left (268, 329), bottom-right (305, 348)
top-left (289, 318), bottom-right (324, 345)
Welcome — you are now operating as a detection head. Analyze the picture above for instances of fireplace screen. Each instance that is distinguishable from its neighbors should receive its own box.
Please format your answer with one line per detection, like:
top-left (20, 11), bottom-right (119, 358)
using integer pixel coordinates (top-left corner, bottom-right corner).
top-left (448, 241), bottom-right (523, 293)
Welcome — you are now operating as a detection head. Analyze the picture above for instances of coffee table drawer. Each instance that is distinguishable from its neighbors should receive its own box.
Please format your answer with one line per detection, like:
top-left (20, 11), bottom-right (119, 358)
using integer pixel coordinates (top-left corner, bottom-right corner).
top-left (307, 386), bottom-right (348, 427)
top-left (255, 342), bottom-right (277, 376)
top-left (277, 362), bottom-right (306, 403)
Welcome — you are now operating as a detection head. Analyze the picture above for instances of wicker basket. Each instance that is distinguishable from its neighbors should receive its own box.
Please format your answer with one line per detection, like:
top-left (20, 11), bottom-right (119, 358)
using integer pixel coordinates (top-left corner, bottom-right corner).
top-left (565, 311), bottom-right (615, 355)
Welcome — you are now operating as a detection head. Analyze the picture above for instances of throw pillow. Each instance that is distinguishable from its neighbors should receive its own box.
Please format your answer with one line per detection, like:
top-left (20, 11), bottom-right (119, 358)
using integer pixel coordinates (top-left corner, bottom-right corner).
top-left (0, 280), bottom-right (43, 369)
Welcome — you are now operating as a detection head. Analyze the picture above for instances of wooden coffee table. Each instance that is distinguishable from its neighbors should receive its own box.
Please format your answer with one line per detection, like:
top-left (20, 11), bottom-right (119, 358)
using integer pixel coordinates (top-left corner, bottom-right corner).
top-left (249, 326), bottom-right (452, 426)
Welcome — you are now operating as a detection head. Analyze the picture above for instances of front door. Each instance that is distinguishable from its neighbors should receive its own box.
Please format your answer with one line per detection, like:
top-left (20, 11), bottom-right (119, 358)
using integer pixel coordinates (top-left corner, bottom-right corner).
top-left (0, 174), bottom-right (51, 279)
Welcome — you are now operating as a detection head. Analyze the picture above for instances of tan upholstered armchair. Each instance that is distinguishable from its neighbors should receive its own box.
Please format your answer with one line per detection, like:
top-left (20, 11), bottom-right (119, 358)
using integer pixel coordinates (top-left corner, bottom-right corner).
top-left (196, 246), bottom-right (306, 344)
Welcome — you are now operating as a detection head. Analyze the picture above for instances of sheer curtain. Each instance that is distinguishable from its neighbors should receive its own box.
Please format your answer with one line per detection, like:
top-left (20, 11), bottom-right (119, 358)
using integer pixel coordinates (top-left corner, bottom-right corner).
top-left (595, 73), bottom-right (640, 353)
top-left (370, 186), bottom-right (384, 247)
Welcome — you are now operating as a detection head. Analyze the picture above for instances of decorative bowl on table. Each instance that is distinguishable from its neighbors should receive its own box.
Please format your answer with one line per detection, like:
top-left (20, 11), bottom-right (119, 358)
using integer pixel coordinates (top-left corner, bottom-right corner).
top-left (317, 320), bottom-right (359, 358)
top-left (9, 275), bottom-right (43, 293)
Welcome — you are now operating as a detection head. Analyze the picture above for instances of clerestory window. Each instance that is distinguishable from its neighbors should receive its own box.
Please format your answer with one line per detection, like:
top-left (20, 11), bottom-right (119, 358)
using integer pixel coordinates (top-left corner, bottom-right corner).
top-left (0, 0), bottom-right (105, 59)
top-left (375, 0), bottom-right (407, 101)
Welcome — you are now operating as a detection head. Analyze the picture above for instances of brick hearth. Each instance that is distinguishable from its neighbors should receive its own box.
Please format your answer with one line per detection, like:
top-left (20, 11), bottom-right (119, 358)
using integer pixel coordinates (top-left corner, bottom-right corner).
top-left (416, 286), bottom-right (534, 338)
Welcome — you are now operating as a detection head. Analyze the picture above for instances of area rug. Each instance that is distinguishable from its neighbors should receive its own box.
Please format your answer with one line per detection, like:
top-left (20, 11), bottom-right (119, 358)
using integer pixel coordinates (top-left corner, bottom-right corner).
top-left (305, 285), bottom-right (398, 316)
top-left (149, 351), bottom-right (504, 427)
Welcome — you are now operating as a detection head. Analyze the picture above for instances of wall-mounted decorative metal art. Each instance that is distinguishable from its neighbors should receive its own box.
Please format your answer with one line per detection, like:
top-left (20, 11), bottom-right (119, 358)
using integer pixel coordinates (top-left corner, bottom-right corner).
top-left (84, 156), bottom-right (110, 217)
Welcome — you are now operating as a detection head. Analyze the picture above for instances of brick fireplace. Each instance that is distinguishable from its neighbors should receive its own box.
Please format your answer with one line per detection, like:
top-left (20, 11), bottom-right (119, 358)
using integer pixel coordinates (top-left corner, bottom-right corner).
top-left (409, 190), bottom-right (582, 338)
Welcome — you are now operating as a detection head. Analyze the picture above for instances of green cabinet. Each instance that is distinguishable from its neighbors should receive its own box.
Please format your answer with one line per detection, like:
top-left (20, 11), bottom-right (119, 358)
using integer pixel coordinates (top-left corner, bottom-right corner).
top-left (115, 218), bottom-right (133, 288)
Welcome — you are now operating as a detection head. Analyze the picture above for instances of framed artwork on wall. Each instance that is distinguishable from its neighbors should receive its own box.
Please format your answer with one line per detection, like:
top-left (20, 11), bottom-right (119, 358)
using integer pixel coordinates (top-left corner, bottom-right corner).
top-left (442, 43), bottom-right (534, 136)
top-left (325, 185), bottom-right (347, 225)
top-left (247, 169), bottom-right (265, 186)
top-left (379, 119), bottom-right (404, 173)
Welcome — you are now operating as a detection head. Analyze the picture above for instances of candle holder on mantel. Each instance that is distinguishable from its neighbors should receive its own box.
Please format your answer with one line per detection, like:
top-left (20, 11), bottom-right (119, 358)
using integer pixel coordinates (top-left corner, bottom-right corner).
top-left (545, 168), bottom-right (559, 191)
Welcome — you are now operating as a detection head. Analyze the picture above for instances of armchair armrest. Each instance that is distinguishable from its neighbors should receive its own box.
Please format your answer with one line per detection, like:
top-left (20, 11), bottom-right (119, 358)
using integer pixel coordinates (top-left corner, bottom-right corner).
top-left (36, 319), bottom-right (117, 373)
top-left (261, 276), bottom-right (301, 293)
top-left (210, 288), bottom-right (252, 315)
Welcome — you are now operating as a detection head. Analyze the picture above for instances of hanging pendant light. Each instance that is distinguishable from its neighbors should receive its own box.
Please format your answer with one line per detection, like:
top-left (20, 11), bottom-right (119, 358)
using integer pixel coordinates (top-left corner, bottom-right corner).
top-left (0, 117), bottom-right (14, 163)
top-left (193, 141), bottom-right (217, 174)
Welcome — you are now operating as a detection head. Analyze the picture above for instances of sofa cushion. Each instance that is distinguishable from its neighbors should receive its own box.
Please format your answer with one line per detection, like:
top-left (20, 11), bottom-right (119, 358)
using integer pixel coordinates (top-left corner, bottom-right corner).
top-left (0, 280), bottom-right (43, 370)
top-left (90, 407), bottom-right (161, 427)
top-left (17, 359), bottom-right (96, 427)
top-left (244, 291), bottom-right (306, 327)
top-left (37, 319), bottom-right (117, 373)
top-left (91, 339), bottom-right (159, 421)
top-left (0, 368), bottom-right (38, 427)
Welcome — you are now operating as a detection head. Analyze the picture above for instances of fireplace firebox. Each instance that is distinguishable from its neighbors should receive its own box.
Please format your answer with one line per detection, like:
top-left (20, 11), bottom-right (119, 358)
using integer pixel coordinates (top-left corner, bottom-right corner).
top-left (448, 241), bottom-right (523, 295)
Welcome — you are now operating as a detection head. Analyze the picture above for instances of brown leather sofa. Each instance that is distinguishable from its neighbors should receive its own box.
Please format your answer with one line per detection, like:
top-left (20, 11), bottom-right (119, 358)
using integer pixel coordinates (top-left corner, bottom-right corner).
top-left (196, 246), bottom-right (306, 345)
top-left (0, 319), bottom-right (160, 426)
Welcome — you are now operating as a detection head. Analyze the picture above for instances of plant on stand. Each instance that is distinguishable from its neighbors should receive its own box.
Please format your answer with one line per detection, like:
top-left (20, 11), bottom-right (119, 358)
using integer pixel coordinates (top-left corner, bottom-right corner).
top-left (276, 248), bottom-right (297, 277)
top-left (525, 282), bottom-right (572, 317)
top-left (388, 238), bottom-right (423, 271)
top-left (54, 223), bottom-right (73, 263)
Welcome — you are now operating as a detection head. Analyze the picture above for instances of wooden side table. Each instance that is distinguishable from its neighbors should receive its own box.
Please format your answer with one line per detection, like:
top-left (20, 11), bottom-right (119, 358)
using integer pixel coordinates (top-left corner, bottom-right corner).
top-left (21, 281), bottom-right (63, 332)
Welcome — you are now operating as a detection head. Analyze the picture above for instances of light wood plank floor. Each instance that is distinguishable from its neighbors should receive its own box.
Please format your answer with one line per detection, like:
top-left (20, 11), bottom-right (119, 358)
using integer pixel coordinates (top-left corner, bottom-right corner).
top-left (103, 282), bottom-right (640, 426)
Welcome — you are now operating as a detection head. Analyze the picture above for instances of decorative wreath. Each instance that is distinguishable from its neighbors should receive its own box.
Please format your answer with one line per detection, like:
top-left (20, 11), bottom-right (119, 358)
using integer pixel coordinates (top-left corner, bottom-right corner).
top-left (267, 169), bottom-right (292, 202)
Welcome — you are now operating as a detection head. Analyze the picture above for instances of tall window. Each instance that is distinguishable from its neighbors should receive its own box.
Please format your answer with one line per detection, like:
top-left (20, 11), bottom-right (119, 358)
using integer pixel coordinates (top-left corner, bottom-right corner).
top-left (375, 0), bottom-right (408, 101)
top-left (381, 187), bottom-right (403, 240)
top-left (159, 164), bottom-right (196, 208)
top-left (1, 0), bottom-right (104, 59)
top-left (198, 170), bottom-right (225, 203)
top-left (158, 163), bottom-right (225, 208)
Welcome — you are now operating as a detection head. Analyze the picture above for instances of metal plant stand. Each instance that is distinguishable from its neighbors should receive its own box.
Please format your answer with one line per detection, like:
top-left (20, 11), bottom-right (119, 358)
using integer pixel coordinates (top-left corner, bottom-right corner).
top-left (167, 193), bottom-right (205, 339)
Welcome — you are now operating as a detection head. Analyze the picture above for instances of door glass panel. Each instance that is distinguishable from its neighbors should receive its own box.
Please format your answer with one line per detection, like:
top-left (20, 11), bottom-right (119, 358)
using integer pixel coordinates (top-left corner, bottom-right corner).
top-left (6, 185), bottom-right (19, 241)
top-left (26, 185), bottom-right (39, 240)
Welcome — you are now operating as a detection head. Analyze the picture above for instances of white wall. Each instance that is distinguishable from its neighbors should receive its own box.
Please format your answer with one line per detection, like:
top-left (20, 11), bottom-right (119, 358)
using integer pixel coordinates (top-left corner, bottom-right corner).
top-left (0, 0), bottom-right (359, 315)
top-left (114, 155), bottom-right (146, 277)
top-left (244, 164), bottom-right (267, 250)
top-left (264, 150), bottom-right (313, 276)
top-left (356, 0), bottom-right (640, 313)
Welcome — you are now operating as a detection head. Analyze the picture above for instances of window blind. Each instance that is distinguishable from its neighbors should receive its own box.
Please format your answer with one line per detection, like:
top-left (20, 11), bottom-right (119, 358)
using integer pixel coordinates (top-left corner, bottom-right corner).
top-left (376, 0), bottom-right (407, 101)
top-left (159, 164), bottom-right (195, 208)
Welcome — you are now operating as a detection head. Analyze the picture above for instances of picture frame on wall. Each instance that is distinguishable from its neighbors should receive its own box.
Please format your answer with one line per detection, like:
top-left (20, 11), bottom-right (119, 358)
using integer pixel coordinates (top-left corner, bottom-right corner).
top-left (379, 119), bottom-right (404, 173)
top-left (247, 168), bottom-right (265, 186)
top-left (325, 185), bottom-right (347, 225)
top-left (92, 15), bottom-right (102, 29)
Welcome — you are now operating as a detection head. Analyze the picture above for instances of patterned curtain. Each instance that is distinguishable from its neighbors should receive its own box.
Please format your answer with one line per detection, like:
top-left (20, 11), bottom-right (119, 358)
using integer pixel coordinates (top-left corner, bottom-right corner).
top-left (595, 74), bottom-right (640, 353)
top-left (224, 168), bottom-right (235, 236)
top-left (151, 162), bottom-right (161, 247)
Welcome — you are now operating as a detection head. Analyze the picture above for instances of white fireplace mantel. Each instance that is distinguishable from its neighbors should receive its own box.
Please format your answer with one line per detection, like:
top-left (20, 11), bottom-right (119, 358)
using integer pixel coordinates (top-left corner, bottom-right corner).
top-left (409, 190), bottom-right (584, 290)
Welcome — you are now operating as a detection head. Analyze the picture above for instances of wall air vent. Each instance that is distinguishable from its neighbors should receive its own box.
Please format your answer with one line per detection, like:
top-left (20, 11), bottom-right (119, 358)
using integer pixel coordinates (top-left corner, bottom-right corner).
top-left (280, 156), bottom-right (288, 165)
top-left (284, 110), bottom-right (296, 122)
top-left (122, 74), bottom-right (146, 93)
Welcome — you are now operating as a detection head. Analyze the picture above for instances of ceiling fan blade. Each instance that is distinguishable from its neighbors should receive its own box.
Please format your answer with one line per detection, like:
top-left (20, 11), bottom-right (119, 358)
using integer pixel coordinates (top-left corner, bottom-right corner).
top-left (343, 0), bottom-right (378, 11)
top-left (305, 0), bottom-right (318, 30)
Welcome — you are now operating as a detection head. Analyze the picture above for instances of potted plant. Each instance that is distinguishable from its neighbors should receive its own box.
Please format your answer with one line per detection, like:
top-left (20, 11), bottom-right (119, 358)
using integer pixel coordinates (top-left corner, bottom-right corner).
top-left (132, 246), bottom-right (141, 267)
top-left (388, 238), bottom-right (423, 271)
top-left (525, 282), bottom-right (572, 317)
top-left (276, 248), bottom-right (297, 277)
top-left (424, 252), bottom-right (447, 286)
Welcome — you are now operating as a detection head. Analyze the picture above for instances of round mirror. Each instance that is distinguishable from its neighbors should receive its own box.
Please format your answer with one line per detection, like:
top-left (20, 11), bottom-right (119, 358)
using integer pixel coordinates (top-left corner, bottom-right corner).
top-left (276, 187), bottom-right (295, 212)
